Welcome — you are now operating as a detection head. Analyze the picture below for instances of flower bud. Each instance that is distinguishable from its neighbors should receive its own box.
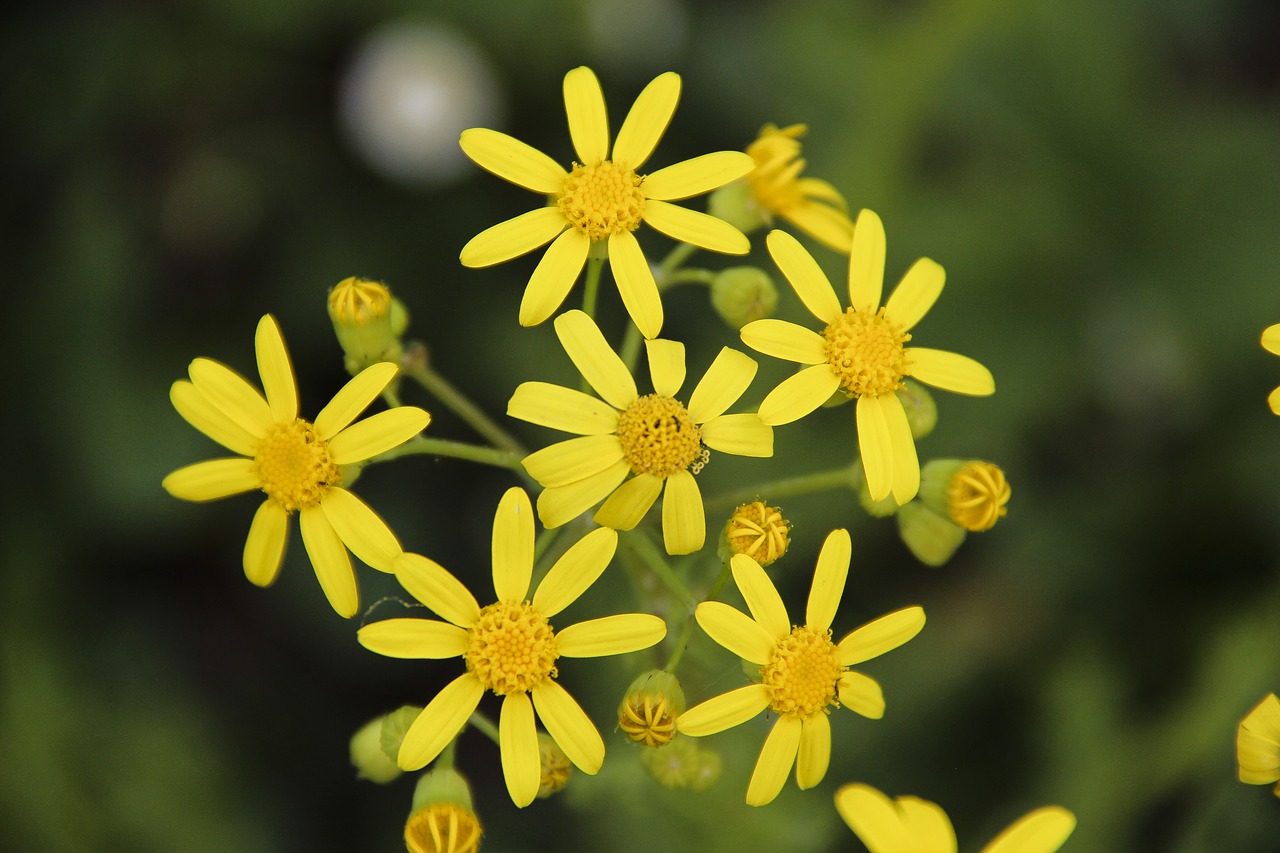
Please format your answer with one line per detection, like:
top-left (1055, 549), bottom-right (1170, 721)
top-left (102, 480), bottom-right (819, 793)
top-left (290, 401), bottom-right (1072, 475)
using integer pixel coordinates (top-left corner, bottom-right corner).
top-left (381, 704), bottom-right (425, 764)
top-left (919, 459), bottom-right (1010, 532)
top-left (640, 735), bottom-right (723, 791)
top-left (405, 766), bottom-right (481, 853)
top-left (895, 501), bottom-right (966, 567)
top-left (537, 732), bottom-right (573, 798)
top-left (710, 266), bottom-right (778, 328)
top-left (721, 500), bottom-right (790, 567)
top-left (328, 276), bottom-right (406, 374)
top-left (350, 713), bottom-right (403, 784)
top-left (854, 465), bottom-right (900, 519)
top-left (895, 380), bottom-right (937, 440)
top-left (707, 179), bottom-right (766, 237)
top-left (618, 670), bottom-right (685, 748)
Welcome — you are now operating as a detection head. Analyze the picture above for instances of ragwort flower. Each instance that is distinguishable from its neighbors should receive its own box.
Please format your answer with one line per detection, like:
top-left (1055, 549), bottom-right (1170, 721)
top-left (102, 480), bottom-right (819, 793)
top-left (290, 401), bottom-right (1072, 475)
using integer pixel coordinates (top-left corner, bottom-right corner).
top-left (357, 487), bottom-right (666, 807)
top-left (162, 315), bottom-right (429, 618)
top-left (1262, 325), bottom-right (1280, 414)
top-left (740, 212), bottom-right (995, 504)
top-left (507, 310), bottom-right (773, 554)
top-left (459, 66), bottom-right (754, 339)
top-left (1237, 692), bottom-right (1280, 796)
top-left (745, 123), bottom-right (854, 252)
top-left (676, 529), bottom-right (925, 805)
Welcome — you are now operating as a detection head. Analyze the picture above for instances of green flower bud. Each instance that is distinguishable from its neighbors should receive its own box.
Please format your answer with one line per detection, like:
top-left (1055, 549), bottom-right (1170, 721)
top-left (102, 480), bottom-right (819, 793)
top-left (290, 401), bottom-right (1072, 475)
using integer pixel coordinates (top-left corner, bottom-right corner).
top-left (381, 704), bottom-right (425, 764)
top-left (707, 179), bottom-right (767, 237)
top-left (537, 732), bottom-right (573, 798)
top-left (896, 500), bottom-right (966, 567)
top-left (328, 276), bottom-right (405, 375)
top-left (896, 380), bottom-right (937, 439)
top-left (710, 266), bottom-right (778, 329)
top-left (640, 734), bottom-right (723, 791)
top-left (919, 459), bottom-right (1010, 532)
top-left (618, 670), bottom-right (685, 748)
top-left (855, 464), bottom-right (900, 518)
top-left (405, 767), bottom-right (481, 853)
top-left (349, 713), bottom-right (402, 784)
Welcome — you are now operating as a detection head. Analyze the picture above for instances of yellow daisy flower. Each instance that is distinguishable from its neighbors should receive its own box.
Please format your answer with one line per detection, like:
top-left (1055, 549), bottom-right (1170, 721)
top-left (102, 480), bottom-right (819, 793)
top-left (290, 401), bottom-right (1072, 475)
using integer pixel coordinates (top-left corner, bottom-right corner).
top-left (740, 212), bottom-right (995, 504)
top-left (835, 783), bottom-right (1076, 853)
top-left (507, 310), bottom-right (773, 555)
top-left (1261, 325), bottom-right (1280, 413)
top-left (745, 123), bottom-right (854, 252)
top-left (676, 529), bottom-right (925, 806)
top-left (358, 487), bottom-right (666, 807)
top-left (459, 65), bottom-right (755, 339)
top-left (1237, 692), bottom-right (1280, 796)
top-left (162, 315), bottom-right (430, 618)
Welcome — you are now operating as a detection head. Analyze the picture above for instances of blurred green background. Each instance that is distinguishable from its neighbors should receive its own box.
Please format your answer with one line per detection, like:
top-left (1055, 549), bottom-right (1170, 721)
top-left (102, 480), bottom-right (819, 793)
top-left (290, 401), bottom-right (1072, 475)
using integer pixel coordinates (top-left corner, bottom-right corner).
top-left (6, 0), bottom-right (1280, 850)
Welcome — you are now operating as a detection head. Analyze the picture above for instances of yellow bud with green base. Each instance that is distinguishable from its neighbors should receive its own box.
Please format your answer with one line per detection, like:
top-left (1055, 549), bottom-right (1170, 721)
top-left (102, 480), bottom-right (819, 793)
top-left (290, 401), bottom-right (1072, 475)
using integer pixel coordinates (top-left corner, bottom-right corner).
top-left (405, 766), bottom-right (481, 853)
top-left (328, 276), bottom-right (406, 374)
top-left (618, 670), bottom-right (686, 748)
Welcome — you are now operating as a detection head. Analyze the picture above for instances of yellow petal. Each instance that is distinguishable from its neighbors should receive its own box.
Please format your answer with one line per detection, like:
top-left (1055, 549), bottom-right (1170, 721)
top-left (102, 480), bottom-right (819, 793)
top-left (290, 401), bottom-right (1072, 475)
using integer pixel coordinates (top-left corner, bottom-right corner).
top-left (838, 606), bottom-right (926, 665)
top-left (758, 364), bottom-right (841, 425)
top-left (642, 200), bottom-right (750, 255)
top-left (255, 315), bottom-right (297, 422)
top-left (644, 338), bottom-right (686, 398)
top-left (188, 357), bottom-right (272, 437)
top-left (643, 151), bottom-right (754, 201)
top-left (508, 381), bottom-right (620, 435)
top-left (884, 257), bottom-right (944, 332)
top-left (519, 227), bottom-right (591, 327)
top-left (243, 499), bottom-right (288, 587)
top-left (608, 230), bottom-right (664, 339)
top-left (536, 459), bottom-right (630, 528)
top-left (837, 671), bottom-right (885, 719)
top-left (676, 684), bottom-right (771, 737)
top-left (328, 407), bottom-right (430, 465)
top-left (806, 528), bottom-right (851, 632)
top-left (531, 680), bottom-right (605, 774)
top-left (357, 618), bottom-right (469, 659)
top-left (796, 176), bottom-right (847, 210)
top-left (459, 206), bottom-right (568, 268)
top-left (393, 552), bottom-right (481, 628)
top-left (765, 229), bottom-right (841, 324)
top-left (795, 714), bottom-right (831, 790)
top-left (491, 486), bottom-right (534, 603)
top-left (500, 692), bottom-right (540, 808)
top-left (981, 806), bottom-right (1076, 853)
top-left (781, 202), bottom-right (854, 253)
top-left (857, 394), bottom-right (895, 502)
top-left (694, 600), bottom-right (775, 663)
top-left (834, 784), bottom-right (916, 853)
top-left (459, 127), bottom-right (566, 194)
top-left (313, 362), bottom-right (399, 440)
top-left (740, 319), bottom-right (827, 365)
top-left (320, 487), bottom-right (401, 572)
top-left (847, 209), bottom-right (886, 310)
top-left (531, 527), bottom-right (618, 618)
top-left (593, 472), bottom-right (662, 531)
top-left (169, 380), bottom-right (259, 457)
top-left (563, 66), bottom-right (608, 164)
top-left (611, 71), bottom-right (680, 169)
top-left (1239, 693), bottom-right (1280, 781)
top-left (687, 347), bottom-right (757, 423)
top-left (1269, 385), bottom-right (1280, 415)
top-left (556, 613), bottom-right (666, 657)
top-left (661, 468), bottom-right (705, 555)
top-left (398, 673), bottom-right (484, 770)
top-left (729, 553), bottom-right (790, 637)
top-left (1263, 324), bottom-right (1280, 355)
top-left (700, 413), bottom-right (773, 458)
top-left (898, 798), bottom-right (958, 853)
top-left (554, 310), bottom-right (638, 410)
top-left (908, 348), bottom-right (995, 396)
top-left (746, 716), bottom-right (801, 806)
top-left (162, 458), bottom-right (259, 502)
top-left (299, 506), bottom-right (357, 618)
top-left (521, 434), bottom-right (625, 488)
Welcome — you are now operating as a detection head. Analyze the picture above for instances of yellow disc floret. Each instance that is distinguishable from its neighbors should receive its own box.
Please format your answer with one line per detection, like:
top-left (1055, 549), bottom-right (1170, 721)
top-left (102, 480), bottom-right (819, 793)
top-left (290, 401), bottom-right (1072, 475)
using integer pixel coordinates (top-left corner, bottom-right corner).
top-left (464, 602), bottom-right (559, 696)
top-left (823, 307), bottom-right (911, 398)
top-left (761, 626), bottom-right (845, 720)
top-left (557, 160), bottom-right (646, 243)
top-left (253, 419), bottom-right (341, 513)
top-left (947, 461), bottom-right (1011, 532)
top-left (403, 803), bottom-right (482, 853)
top-left (724, 501), bottom-right (790, 567)
top-left (616, 394), bottom-right (704, 478)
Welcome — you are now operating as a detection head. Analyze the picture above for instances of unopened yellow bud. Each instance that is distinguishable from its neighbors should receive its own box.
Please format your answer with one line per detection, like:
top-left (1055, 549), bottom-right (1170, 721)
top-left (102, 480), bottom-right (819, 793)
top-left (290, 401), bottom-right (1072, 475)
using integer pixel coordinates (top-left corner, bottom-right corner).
top-left (895, 501), bottom-right (966, 567)
top-left (919, 459), bottom-right (1010, 532)
top-left (328, 276), bottom-right (406, 374)
top-left (710, 266), bottom-right (778, 328)
top-left (537, 732), bottom-right (573, 798)
top-left (722, 500), bottom-right (790, 567)
top-left (640, 735), bottom-right (722, 791)
top-left (618, 670), bottom-right (685, 748)
top-left (405, 766), bottom-right (480, 853)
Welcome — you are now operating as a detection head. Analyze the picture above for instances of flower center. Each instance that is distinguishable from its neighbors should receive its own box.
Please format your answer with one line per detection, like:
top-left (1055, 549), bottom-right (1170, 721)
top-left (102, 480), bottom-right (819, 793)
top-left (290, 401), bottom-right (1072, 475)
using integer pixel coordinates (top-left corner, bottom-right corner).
top-left (947, 461), bottom-right (1010, 532)
top-left (822, 306), bottom-right (911, 397)
top-left (253, 419), bottom-right (341, 513)
top-left (557, 160), bottom-right (646, 243)
top-left (615, 394), bottom-right (705, 478)
top-left (761, 626), bottom-right (845, 720)
top-left (404, 803), bottom-right (482, 853)
top-left (464, 602), bottom-right (559, 696)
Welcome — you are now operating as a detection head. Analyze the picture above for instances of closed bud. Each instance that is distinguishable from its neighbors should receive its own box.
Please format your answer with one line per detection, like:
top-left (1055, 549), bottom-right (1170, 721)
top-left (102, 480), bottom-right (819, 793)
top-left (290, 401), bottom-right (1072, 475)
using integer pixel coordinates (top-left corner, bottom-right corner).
top-left (640, 735), bottom-right (723, 791)
top-left (721, 500), bottom-right (790, 567)
top-left (896, 501), bottom-right (966, 567)
top-left (537, 732), bottom-right (573, 798)
top-left (855, 465), bottom-right (900, 519)
top-left (618, 670), bottom-right (685, 748)
top-left (895, 380), bottom-right (937, 439)
top-left (919, 459), bottom-right (1010, 533)
top-left (710, 266), bottom-right (778, 329)
top-left (350, 712), bottom-right (404, 784)
top-left (328, 276), bottom-right (406, 374)
top-left (405, 767), bottom-right (481, 853)
top-left (707, 179), bottom-right (767, 237)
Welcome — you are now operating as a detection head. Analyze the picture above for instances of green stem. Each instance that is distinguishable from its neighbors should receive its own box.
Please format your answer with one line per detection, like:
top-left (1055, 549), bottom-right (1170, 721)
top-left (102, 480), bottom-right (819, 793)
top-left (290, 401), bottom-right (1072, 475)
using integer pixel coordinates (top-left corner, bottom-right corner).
top-left (581, 256), bottom-right (605, 320)
top-left (618, 529), bottom-right (697, 611)
top-left (663, 615), bottom-right (695, 673)
top-left (371, 434), bottom-right (525, 474)
top-left (401, 343), bottom-right (526, 457)
top-left (436, 737), bottom-right (458, 771)
top-left (467, 711), bottom-right (501, 746)
top-left (702, 463), bottom-right (861, 514)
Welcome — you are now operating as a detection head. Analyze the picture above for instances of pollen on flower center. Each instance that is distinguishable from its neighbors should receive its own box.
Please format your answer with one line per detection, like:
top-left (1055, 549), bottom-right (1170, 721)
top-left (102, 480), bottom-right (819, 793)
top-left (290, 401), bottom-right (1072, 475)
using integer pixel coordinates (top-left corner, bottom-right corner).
top-left (464, 602), bottom-right (559, 696)
top-left (616, 394), bottom-right (704, 478)
top-left (557, 160), bottom-right (646, 243)
top-left (823, 306), bottom-right (911, 397)
top-left (253, 419), bottom-right (341, 513)
top-left (761, 626), bottom-right (845, 720)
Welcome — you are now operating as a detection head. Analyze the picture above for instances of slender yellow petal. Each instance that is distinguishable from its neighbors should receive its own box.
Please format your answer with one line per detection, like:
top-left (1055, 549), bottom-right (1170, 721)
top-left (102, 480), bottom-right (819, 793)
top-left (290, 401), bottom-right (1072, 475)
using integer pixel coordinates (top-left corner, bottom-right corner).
top-left (555, 613), bottom-right (666, 657)
top-left (729, 553), bottom-right (789, 637)
top-left (644, 338), bottom-right (686, 398)
top-left (608, 230), bottom-right (664, 339)
top-left (594, 472), bottom-right (662, 530)
top-left (299, 506), bottom-right (357, 618)
top-left (313, 362), bottom-right (399, 440)
top-left (170, 380), bottom-right (259, 457)
top-left (981, 807), bottom-right (1076, 853)
top-left (881, 393), bottom-right (920, 504)
top-left (694, 600), bottom-right (775, 664)
top-left (677, 684), bottom-right (771, 736)
top-left (492, 487), bottom-right (534, 604)
top-left (563, 66), bottom-right (608, 165)
top-left (531, 527), bottom-right (618, 618)
top-left (908, 348), bottom-right (995, 396)
top-left (834, 784), bottom-right (916, 853)
top-left (795, 714), bottom-right (831, 790)
top-left (838, 606), bottom-right (926, 665)
top-left (1263, 324), bottom-right (1280, 355)
top-left (885, 257), bottom-right (945, 332)
top-left (661, 469), bottom-right (705, 555)
top-left (508, 381), bottom-right (620, 436)
top-left (500, 692), bottom-right (540, 807)
top-left (254, 315), bottom-right (297, 422)
top-left (1238, 693), bottom-right (1280, 782)
top-left (899, 799), bottom-right (958, 852)
top-left (746, 716), bottom-right (802, 806)
top-left (187, 357), bottom-right (272, 437)
top-left (806, 528), bottom-right (850, 632)
top-left (459, 206), bottom-right (568, 268)
top-left (328, 407), bottom-right (430, 465)
top-left (795, 176), bottom-right (847, 209)
top-left (459, 127), bottom-right (566, 193)
top-left (740, 319), bottom-right (827, 365)
top-left (686, 347), bottom-right (757, 423)
top-left (643, 151), bottom-right (754, 201)
top-left (320, 487), bottom-right (401, 572)
top-left (781, 203), bottom-right (854, 253)
top-left (531, 680), bottom-right (605, 774)
top-left (162, 458), bottom-right (259, 502)
top-left (521, 435), bottom-right (625, 488)
top-left (398, 674), bottom-right (484, 770)
top-left (837, 671), bottom-right (885, 719)
top-left (393, 552), bottom-right (481, 628)
top-left (847, 209), bottom-right (886, 310)
top-left (766, 229), bottom-right (841, 324)
top-left (357, 618), bottom-right (469, 659)
top-left (758, 365), bottom-right (841, 425)
top-left (700, 413), bottom-right (773, 457)
top-left (856, 394), bottom-right (895, 502)
top-left (553, 310), bottom-right (638, 410)
top-left (642, 200), bottom-right (750, 255)
top-left (612, 70), bottom-right (680, 169)
top-left (519, 227), bottom-right (591, 327)
top-left (243, 499), bottom-right (288, 587)
top-left (1269, 386), bottom-right (1280, 416)
top-left (537, 459), bottom-right (630, 528)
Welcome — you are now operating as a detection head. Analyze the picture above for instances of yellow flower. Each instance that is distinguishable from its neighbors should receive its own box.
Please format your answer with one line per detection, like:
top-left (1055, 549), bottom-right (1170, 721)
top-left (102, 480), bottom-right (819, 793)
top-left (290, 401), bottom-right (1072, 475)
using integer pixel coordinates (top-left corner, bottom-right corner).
top-left (676, 529), bottom-right (925, 805)
top-left (835, 783), bottom-right (1076, 853)
top-left (162, 315), bottom-right (430, 618)
top-left (1237, 692), bottom-right (1280, 795)
top-left (357, 487), bottom-right (666, 807)
top-left (459, 66), bottom-right (755, 339)
top-left (740, 212), bottom-right (995, 504)
top-left (507, 310), bottom-right (773, 555)
top-left (745, 123), bottom-right (854, 252)
top-left (1262, 325), bottom-right (1280, 413)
